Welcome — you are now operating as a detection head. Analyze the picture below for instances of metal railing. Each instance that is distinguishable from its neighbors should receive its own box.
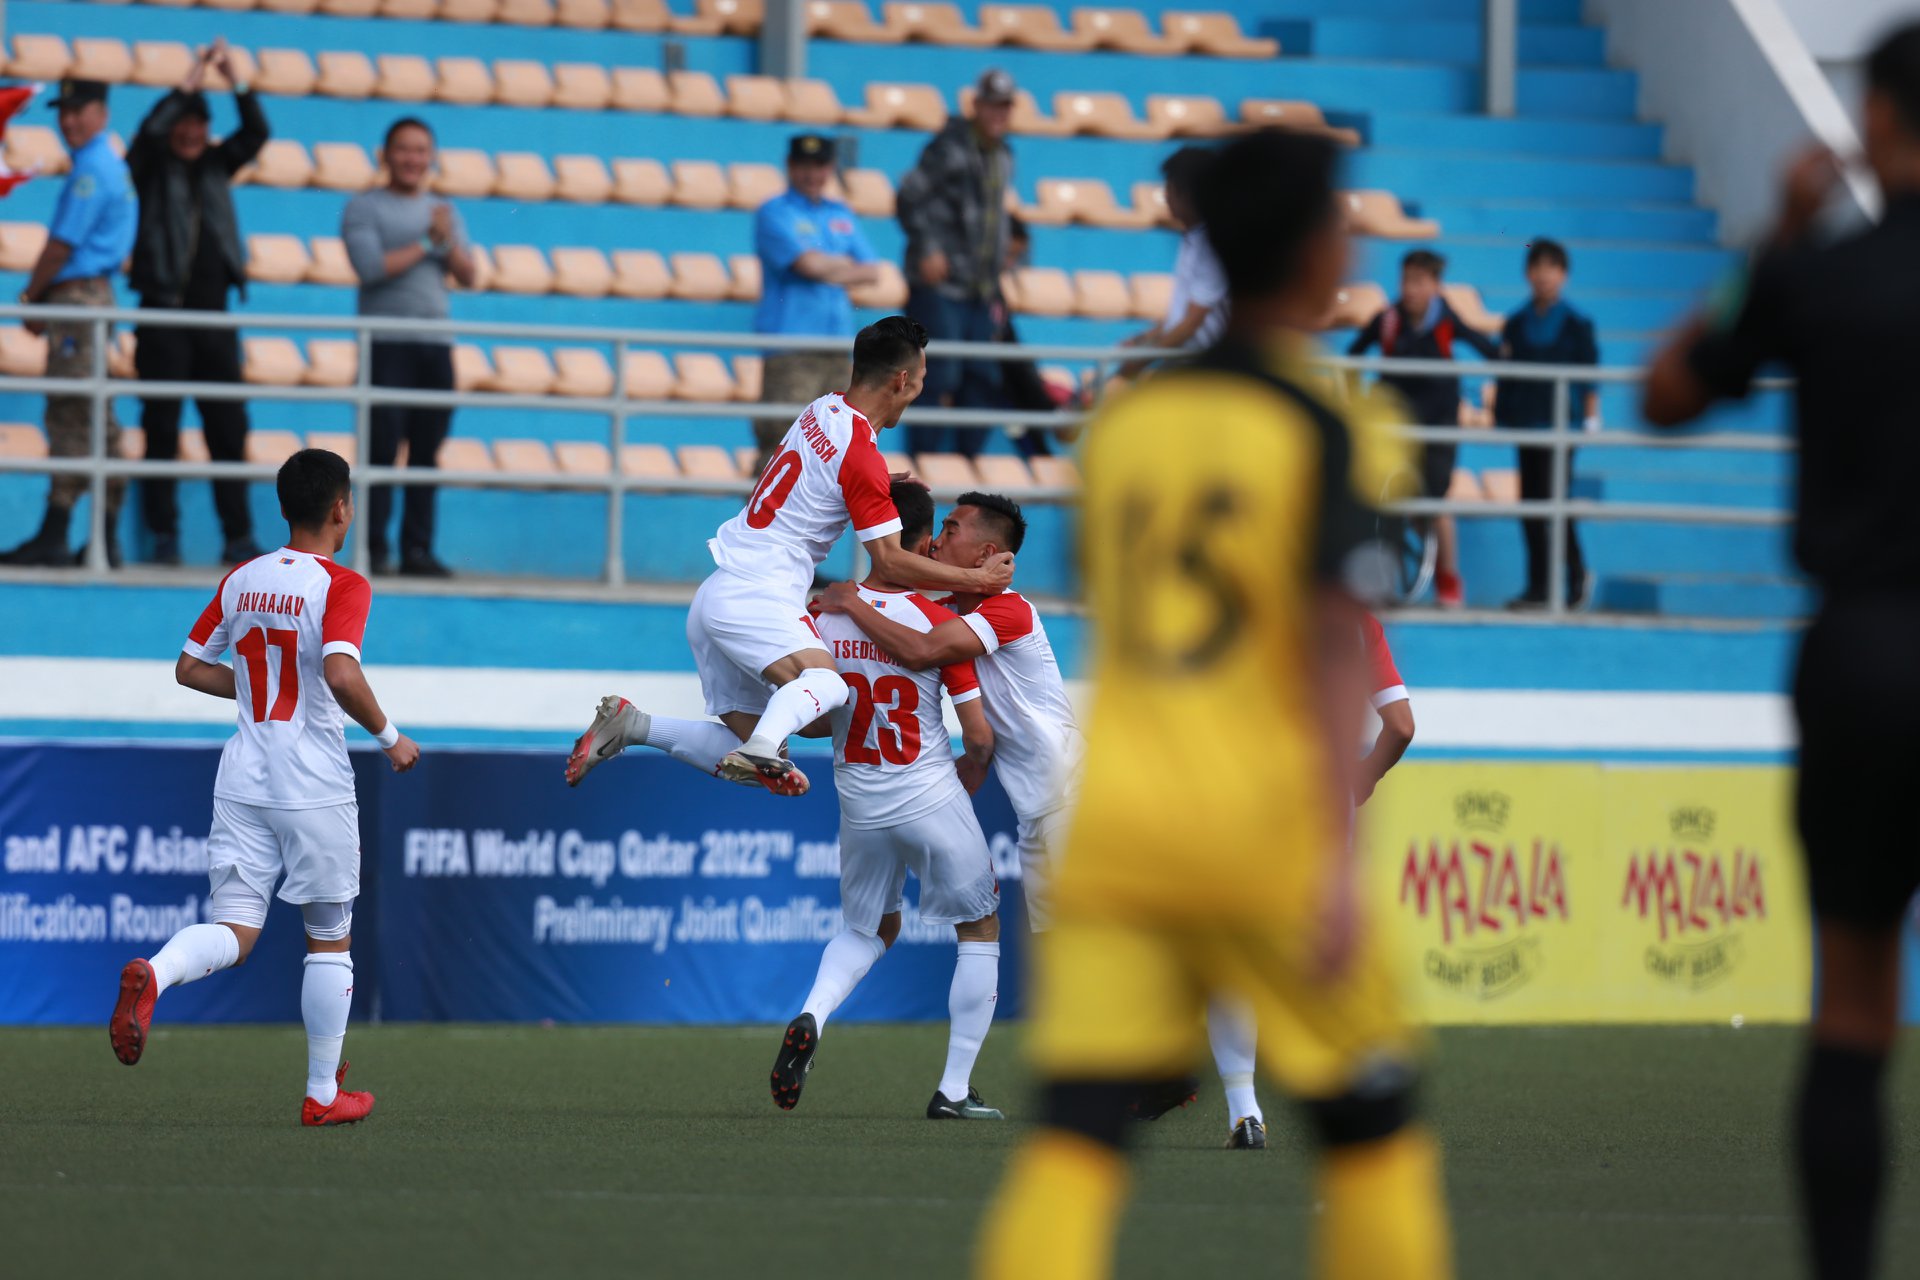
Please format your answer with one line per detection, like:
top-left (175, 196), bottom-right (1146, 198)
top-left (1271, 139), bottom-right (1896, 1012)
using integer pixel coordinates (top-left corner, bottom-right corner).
top-left (0, 304), bottom-right (1797, 614)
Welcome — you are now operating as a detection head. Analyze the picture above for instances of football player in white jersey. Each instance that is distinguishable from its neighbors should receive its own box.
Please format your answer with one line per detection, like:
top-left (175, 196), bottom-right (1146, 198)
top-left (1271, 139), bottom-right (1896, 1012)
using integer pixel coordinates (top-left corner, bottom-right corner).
top-left (565, 317), bottom-right (1014, 797)
top-left (815, 492), bottom-right (1082, 930)
top-left (108, 450), bottom-right (420, 1126)
top-left (771, 482), bottom-right (1006, 1121)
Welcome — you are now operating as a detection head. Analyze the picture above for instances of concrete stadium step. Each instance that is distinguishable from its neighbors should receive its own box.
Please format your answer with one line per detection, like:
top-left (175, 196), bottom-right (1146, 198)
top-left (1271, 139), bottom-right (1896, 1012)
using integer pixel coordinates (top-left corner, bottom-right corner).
top-left (1245, 0), bottom-right (1586, 22)
top-left (1274, 17), bottom-right (1608, 67)
top-left (1354, 239), bottom-right (1736, 293)
top-left (1412, 200), bottom-right (1718, 244)
top-left (1599, 576), bottom-right (1813, 620)
top-left (1363, 113), bottom-right (1666, 162)
top-left (1583, 523), bottom-right (1795, 578)
top-left (1591, 475), bottom-right (1789, 511)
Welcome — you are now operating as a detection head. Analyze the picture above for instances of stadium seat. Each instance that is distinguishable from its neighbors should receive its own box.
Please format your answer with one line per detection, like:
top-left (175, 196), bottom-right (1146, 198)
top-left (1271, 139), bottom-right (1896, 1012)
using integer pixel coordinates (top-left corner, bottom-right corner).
top-left (436, 58), bottom-right (495, 106)
top-left (0, 328), bottom-right (47, 376)
top-left (843, 83), bottom-right (947, 131)
top-left (667, 253), bottom-right (731, 301)
top-left (1240, 99), bottom-right (1360, 145)
top-left (1131, 180), bottom-right (1176, 228)
top-left (611, 250), bottom-right (671, 297)
top-left (487, 348), bottom-right (558, 395)
top-left (1072, 270), bottom-right (1132, 319)
top-left (9, 35), bottom-right (73, 82)
top-left (734, 445), bottom-right (761, 475)
top-left (1162, 11), bottom-right (1279, 57)
top-left (71, 38), bottom-right (135, 84)
top-left (495, 152), bottom-right (557, 202)
top-left (552, 247), bottom-right (614, 297)
top-left (316, 51), bottom-right (377, 98)
top-left (171, 429), bottom-right (213, 465)
top-left (434, 149), bottom-right (497, 198)
top-left (0, 223), bottom-right (48, 273)
top-left (1031, 178), bottom-right (1154, 229)
top-left (694, 0), bottom-right (760, 34)
top-left (1345, 190), bottom-right (1440, 239)
top-left (807, 1), bottom-right (901, 42)
top-left (306, 236), bottom-right (358, 285)
top-left (1147, 95), bottom-right (1235, 138)
top-left (621, 442), bottom-right (677, 475)
top-left (882, 2), bottom-right (996, 45)
top-left (979, 5), bottom-right (1095, 50)
top-left (492, 246), bottom-right (555, 294)
top-left (0, 422), bottom-right (49, 459)
top-left (554, 348), bottom-right (614, 397)
top-left (304, 339), bottom-right (358, 387)
top-left (555, 440), bottom-right (613, 472)
top-left (1130, 271), bottom-right (1172, 320)
top-left (679, 442), bottom-right (742, 475)
top-left (728, 162), bottom-right (784, 210)
top-left (556, 0), bottom-right (612, 28)
top-left (203, 48), bottom-right (260, 94)
top-left (848, 260), bottom-right (909, 308)
top-left (974, 453), bottom-right (1035, 490)
top-left (880, 449), bottom-right (911, 474)
top-left (611, 67), bottom-right (669, 113)
top-left (1029, 454), bottom-right (1079, 488)
top-left (959, 88), bottom-right (1067, 137)
top-left (675, 357), bottom-right (739, 403)
top-left (669, 161), bottom-right (729, 210)
top-left (7, 126), bottom-right (71, 177)
top-left (259, 0), bottom-right (322, 12)
top-left (452, 344), bottom-right (494, 391)
top-left (441, 0), bottom-right (504, 20)
top-left (1055, 91), bottom-right (1166, 140)
top-left (621, 350), bottom-right (675, 398)
top-left (438, 438), bottom-right (497, 471)
top-left (465, 245), bottom-right (497, 292)
top-left (784, 79), bottom-right (847, 125)
top-left (608, 0), bottom-right (669, 29)
top-left (255, 49), bottom-right (319, 97)
top-left (728, 254), bottom-right (763, 301)
top-left (838, 168), bottom-right (895, 217)
top-left (495, 60), bottom-right (557, 108)
top-left (613, 158), bottom-right (671, 204)
top-left (499, 0), bottom-right (558, 25)
top-left (1323, 282), bottom-right (1388, 329)
top-left (667, 71), bottom-right (727, 117)
top-left (726, 75), bottom-right (787, 121)
top-left (916, 452), bottom-right (979, 489)
top-left (555, 155), bottom-right (615, 203)
top-left (248, 139), bottom-right (314, 189)
top-left (732, 354), bottom-right (763, 401)
top-left (246, 234), bottom-right (311, 284)
top-left (132, 42), bottom-right (195, 88)
top-left (321, 0), bottom-right (381, 14)
top-left (1012, 267), bottom-right (1072, 316)
top-left (550, 63), bottom-right (613, 110)
top-left (304, 431), bottom-right (357, 463)
top-left (379, 0), bottom-right (436, 14)
top-left (374, 54), bottom-right (435, 101)
top-left (1072, 8), bottom-right (1179, 53)
top-left (311, 143), bottom-right (376, 192)
top-left (1443, 283), bottom-right (1504, 334)
top-left (242, 338), bottom-right (307, 386)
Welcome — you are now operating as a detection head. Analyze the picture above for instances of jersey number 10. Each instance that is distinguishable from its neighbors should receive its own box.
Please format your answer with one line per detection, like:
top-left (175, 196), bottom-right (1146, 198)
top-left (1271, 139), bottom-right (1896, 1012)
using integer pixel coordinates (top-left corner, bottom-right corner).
top-left (235, 626), bottom-right (300, 723)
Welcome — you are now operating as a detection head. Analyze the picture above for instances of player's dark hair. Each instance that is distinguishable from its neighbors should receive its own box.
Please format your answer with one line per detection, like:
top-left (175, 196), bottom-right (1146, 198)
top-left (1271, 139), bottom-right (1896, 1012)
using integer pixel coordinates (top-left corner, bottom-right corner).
top-left (1160, 145), bottom-right (1216, 202)
top-left (383, 116), bottom-right (434, 151)
top-left (1009, 214), bottom-right (1030, 243)
top-left (892, 479), bottom-right (936, 546)
top-left (1196, 129), bottom-right (1340, 300)
top-left (1401, 249), bottom-right (1445, 279)
top-left (1526, 238), bottom-right (1570, 272)
top-left (1868, 22), bottom-right (1920, 132)
top-left (958, 490), bottom-right (1026, 554)
top-left (278, 448), bottom-right (352, 529)
top-left (851, 315), bottom-right (929, 387)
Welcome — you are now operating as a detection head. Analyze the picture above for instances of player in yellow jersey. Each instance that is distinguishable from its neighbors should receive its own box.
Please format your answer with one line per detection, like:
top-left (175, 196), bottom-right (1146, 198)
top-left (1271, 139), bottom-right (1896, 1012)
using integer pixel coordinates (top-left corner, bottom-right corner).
top-left (974, 129), bottom-right (1452, 1280)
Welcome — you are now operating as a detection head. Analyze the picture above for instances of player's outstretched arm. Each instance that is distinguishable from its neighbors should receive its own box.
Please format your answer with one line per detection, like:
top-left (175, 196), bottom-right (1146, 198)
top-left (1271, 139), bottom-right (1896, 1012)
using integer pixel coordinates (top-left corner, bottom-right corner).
top-left (175, 652), bottom-right (237, 700)
top-left (815, 583), bottom-right (987, 669)
top-left (954, 696), bottom-right (994, 796)
top-left (862, 532), bottom-right (1014, 598)
top-left (1355, 698), bottom-right (1414, 807)
top-left (322, 652), bottom-right (420, 773)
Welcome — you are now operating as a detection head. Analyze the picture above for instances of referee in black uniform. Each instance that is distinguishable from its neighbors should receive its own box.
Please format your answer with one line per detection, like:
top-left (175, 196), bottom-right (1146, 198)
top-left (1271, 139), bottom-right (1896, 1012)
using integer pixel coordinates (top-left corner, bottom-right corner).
top-left (1645, 24), bottom-right (1920, 1280)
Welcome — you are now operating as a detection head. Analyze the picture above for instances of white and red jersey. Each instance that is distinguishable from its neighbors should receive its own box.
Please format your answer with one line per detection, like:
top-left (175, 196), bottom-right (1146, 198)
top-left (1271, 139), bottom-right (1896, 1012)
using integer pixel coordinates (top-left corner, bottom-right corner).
top-left (954, 591), bottom-right (1084, 824)
top-left (1361, 610), bottom-right (1408, 709)
top-left (708, 392), bottom-right (902, 599)
top-left (182, 548), bottom-right (371, 810)
top-left (813, 586), bottom-right (981, 830)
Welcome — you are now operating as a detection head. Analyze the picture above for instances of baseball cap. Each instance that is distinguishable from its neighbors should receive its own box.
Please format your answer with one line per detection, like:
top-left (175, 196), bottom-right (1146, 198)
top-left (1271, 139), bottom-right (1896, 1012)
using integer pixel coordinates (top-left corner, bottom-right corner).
top-left (48, 79), bottom-right (109, 110)
top-left (974, 68), bottom-right (1016, 104)
top-left (787, 133), bottom-right (836, 165)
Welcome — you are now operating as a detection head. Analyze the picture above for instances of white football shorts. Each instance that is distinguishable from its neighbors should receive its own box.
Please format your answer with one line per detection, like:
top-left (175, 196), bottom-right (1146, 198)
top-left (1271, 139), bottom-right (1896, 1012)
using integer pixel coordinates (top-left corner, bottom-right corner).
top-left (1016, 804), bottom-right (1073, 933)
top-left (838, 790), bottom-right (1001, 935)
top-left (205, 798), bottom-right (361, 927)
top-left (687, 569), bottom-right (825, 717)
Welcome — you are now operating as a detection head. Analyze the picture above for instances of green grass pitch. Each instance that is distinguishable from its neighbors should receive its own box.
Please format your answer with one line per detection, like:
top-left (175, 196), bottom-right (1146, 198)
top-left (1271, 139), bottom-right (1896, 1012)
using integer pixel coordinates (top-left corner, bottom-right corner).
top-left (4, 1023), bottom-right (1919, 1278)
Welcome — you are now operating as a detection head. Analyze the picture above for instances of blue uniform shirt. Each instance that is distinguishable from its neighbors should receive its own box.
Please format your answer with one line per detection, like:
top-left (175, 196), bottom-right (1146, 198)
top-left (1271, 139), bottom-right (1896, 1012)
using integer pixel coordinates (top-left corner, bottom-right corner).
top-left (753, 189), bottom-right (875, 337)
top-left (49, 132), bottom-right (136, 283)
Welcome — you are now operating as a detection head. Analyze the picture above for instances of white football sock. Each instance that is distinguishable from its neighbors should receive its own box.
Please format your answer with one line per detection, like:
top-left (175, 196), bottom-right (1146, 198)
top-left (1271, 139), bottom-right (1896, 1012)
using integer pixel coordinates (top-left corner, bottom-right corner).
top-left (642, 716), bottom-right (745, 777)
top-left (800, 929), bottom-right (887, 1032)
top-left (302, 952), bottom-right (354, 1105)
top-left (938, 940), bottom-right (1001, 1101)
top-left (743, 669), bottom-right (849, 757)
top-left (1208, 995), bottom-right (1263, 1125)
top-left (147, 923), bottom-right (240, 993)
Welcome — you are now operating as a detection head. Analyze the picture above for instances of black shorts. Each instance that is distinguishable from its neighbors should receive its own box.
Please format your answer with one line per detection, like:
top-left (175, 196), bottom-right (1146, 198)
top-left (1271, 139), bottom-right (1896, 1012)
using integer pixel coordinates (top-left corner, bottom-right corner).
top-left (1420, 441), bottom-right (1457, 503)
top-left (1794, 596), bottom-right (1920, 930)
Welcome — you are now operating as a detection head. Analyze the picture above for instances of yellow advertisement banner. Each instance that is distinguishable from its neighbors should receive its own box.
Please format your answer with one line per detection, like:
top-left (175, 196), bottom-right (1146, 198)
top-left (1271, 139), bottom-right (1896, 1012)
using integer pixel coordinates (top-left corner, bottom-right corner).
top-left (1360, 763), bottom-right (1810, 1025)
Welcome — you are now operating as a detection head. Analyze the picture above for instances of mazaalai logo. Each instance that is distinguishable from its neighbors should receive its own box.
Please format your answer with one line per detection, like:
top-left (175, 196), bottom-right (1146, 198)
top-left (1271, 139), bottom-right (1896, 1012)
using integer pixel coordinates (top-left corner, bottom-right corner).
top-left (1619, 806), bottom-right (1766, 991)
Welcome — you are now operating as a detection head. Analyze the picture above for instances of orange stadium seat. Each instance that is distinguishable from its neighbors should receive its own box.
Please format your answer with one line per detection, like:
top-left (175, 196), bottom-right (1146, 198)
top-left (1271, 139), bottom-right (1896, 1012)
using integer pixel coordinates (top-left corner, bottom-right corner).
top-left (609, 0), bottom-right (670, 29)
top-left (842, 82), bottom-right (946, 131)
top-left (1240, 98), bottom-right (1360, 144)
top-left (495, 152), bottom-right (557, 201)
top-left (0, 423), bottom-right (49, 459)
top-left (243, 338), bottom-right (307, 387)
top-left (307, 236), bottom-right (359, 285)
top-left (255, 50), bottom-right (318, 97)
top-left (0, 223), bottom-right (49, 273)
top-left (1131, 180), bottom-right (1176, 228)
top-left (557, 0), bottom-right (611, 27)
top-left (9, 35), bottom-right (73, 82)
top-left (246, 234), bottom-right (311, 284)
top-left (380, 0), bottom-right (438, 15)
top-left (452, 345), bottom-right (494, 392)
top-left (974, 453), bottom-right (1035, 490)
top-left (374, 54), bottom-right (435, 101)
top-left (1030, 454), bottom-right (1079, 489)
top-left (321, 0), bottom-right (381, 14)
top-left (668, 71), bottom-right (727, 117)
top-left (435, 58), bottom-right (495, 106)
top-left (464, 245), bottom-right (497, 292)
top-left (305, 340), bottom-right (358, 387)
top-left (961, 88), bottom-right (1068, 137)
top-left (1030, 178), bottom-right (1154, 229)
top-left (304, 431), bottom-right (357, 464)
top-left (499, 0), bottom-right (559, 25)
top-left (8, 126), bottom-right (71, 177)
top-left (1072, 270), bottom-right (1132, 319)
top-left (611, 67), bottom-right (670, 113)
top-left (849, 260), bottom-right (909, 309)
top-left (433, 149), bottom-right (497, 198)
top-left (727, 254), bottom-right (762, 301)
top-left (71, 39), bottom-right (135, 84)
top-left (486, 349), bottom-right (558, 395)
top-left (669, 161), bottom-right (729, 210)
top-left (492, 246), bottom-right (556, 295)
top-left (246, 431), bottom-right (304, 467)
top-left (552, 247), bottom-right (614, 297)
top-left (441, 0), bottom-right (504, 20)
top-left (555, 441), bottom-right (613, 474)
top-left (1443, 283), bottom-right (1503, 334)
top-left (312, 143), bottom-right (376, 192)
top-left (316, 51), bottom-right (377, 98)
top-left (555, 155), bottom-right (614, 203)
top-left (728, 162), bottom-right (784, 210)
top-left (838, 168), bottom-right (895, 217)
top-left (249, 139), bottom-right (315, 189)
top-left (1130, 271), bottom-right (1173, 320)
top-left (695, 0), bottom-right (761, 34)
top-left (1163, 10), bottom-right (1278, 57)
top-left (492, 437), bottom-right (559, 471)
top-left (1055, 91), bottom-right (1166, 140)
top-left (732, 355), bottom-right (764, 401)
top-left (613, 159), bottom-right (671, 205)
top-left (1323, 282), bottom-right (1388, 330)
top-left (1012, 267), bottom-right (1072, 316)
top-left (611, 250), bottom-right (669, 298)
top-left (259, 0), bottom-right (322, 12)
top-left (979, 5), bottom-right (1094, 50)
top-left (554, 349), bottom-right (615, 398)
top-left (679, 443), bottom-right (742, 476)
top-left (726, 75), bottom-right (787, 121)
top-left (552, 63), bottom-right (613, 110)
top-left (1072, 8), bottom-right (1179, 53)
top-left (0, 328), bottom-right (47, 376)
top-left (807, 1), bottom-right (901, 42)
top-left (916, 452), bottom-right (979, 489)
top-left (882, 2), bottom-right (996, 45)
top-left (1148, 94), bottom-right (1235, 138)
top-left (438, 438), bottom-right (497, 471)
top-left (495, 60), bottom-right (557, 108)
top-left (674, 358), bottom-right (739, 404)
top-left (621, 351), bottom-right (676, 399)
top-left (783, 78), bottom-right (847, 124)
top-left (667, 253), bottom-right (732, 301)
top-left (203, 48), bottom-right (260, 93)
top-left (1344, 189), bottom-right (1440, 239)
top-left (622, 442), bottom-right (677, 476)
top-left (132, 42), bottom-right (195, 88)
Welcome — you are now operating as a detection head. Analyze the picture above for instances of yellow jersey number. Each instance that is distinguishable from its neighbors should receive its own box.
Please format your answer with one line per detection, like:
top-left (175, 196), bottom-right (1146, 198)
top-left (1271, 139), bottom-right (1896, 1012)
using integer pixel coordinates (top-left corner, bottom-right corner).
top-left (1114, 486), bottom-right (1249, 674)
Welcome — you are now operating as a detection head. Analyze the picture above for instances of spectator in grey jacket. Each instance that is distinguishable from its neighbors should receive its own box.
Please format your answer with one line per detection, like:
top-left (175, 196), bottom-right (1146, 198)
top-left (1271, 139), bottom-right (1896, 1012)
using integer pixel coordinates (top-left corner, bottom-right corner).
top-left (341, 116), bottom-right (478, 578)
top-left (896, 68), bottom-right (1017, 459)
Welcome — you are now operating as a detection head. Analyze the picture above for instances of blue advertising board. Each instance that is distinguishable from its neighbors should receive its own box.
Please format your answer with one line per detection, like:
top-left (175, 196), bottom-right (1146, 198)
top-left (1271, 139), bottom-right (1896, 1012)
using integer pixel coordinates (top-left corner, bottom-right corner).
top-left (0, 743), bottom-right (1033, 1025)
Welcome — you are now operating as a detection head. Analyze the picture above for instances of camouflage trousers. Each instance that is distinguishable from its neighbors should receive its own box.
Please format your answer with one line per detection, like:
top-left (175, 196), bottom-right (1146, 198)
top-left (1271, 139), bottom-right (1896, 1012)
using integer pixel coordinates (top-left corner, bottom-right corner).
top-left (45, 276), bottom-right (125, 514)
top-left (752, 351), bottom-right (850, 475)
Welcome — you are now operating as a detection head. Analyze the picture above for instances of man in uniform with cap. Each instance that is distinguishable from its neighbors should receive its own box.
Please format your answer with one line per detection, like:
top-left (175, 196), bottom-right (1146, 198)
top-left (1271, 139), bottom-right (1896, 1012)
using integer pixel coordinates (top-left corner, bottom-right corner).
top-left (3, 77), bottom-right (137, 567)
top-left (751, 132), bottom-right (881, 476)
top-left (897, 68), bottom-right (1017, 459)
top-left (128, 38), bottom-right (269, 567)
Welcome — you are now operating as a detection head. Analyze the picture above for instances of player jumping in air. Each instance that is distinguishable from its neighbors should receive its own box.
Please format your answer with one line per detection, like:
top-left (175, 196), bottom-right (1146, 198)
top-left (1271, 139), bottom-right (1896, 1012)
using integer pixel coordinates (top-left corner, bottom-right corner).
top-left (564, 316), bottom-right (1013, 797)
top-left (108, 450), bottom-right (420, 1126)
top-left (773, 481), bottom-right (1006, 1121)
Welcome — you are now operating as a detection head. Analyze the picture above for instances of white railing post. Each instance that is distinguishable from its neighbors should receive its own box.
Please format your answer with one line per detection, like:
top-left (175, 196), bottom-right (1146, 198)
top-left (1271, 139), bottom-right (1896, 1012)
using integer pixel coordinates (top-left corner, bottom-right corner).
top-left (84, 314), bottom-right (111, 574)
top-left (607, 337), bottom-right (628, 587)
top-left (351, 323), bottom-right (374, 572)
